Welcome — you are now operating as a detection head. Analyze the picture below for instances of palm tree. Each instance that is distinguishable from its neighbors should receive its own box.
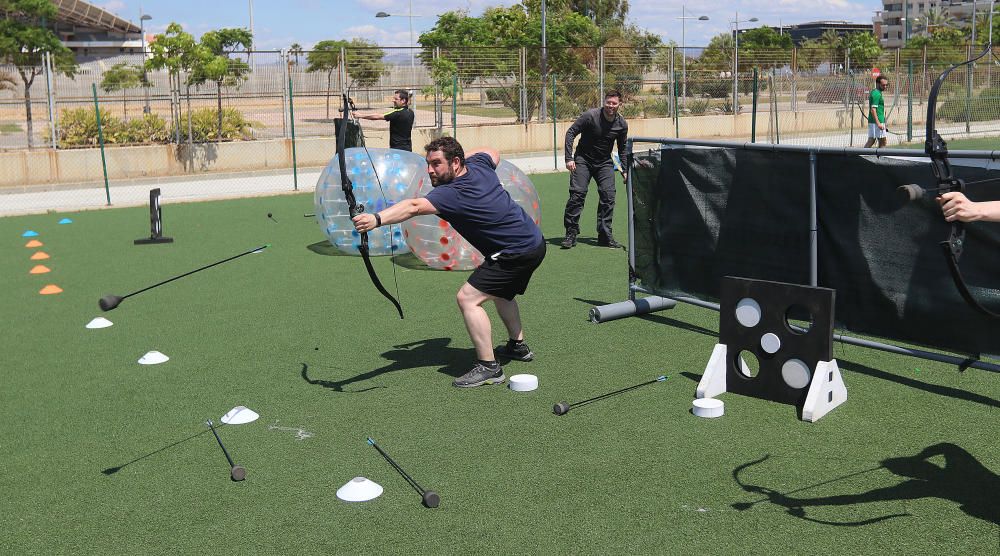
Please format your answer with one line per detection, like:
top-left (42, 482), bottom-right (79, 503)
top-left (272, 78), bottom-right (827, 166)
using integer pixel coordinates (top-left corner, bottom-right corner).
top-left (919, 7), bottom-right (956, 35)
top-left (289, 43), bottom-right (303, 65)
top-left (820, 30), bottom-right (843, 50)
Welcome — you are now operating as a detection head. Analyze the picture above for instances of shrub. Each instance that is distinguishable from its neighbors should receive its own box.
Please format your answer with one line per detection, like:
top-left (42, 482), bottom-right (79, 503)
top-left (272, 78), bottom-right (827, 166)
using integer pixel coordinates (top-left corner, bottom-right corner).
top-left (56, 107), bottom-right (125, 147)
top-left (938, 86), bottom-right (1000, 123)
top-left (620, 101), bottom-right (643, 118)
top-left (687, 98), bottom-right (712, 115)
top-left (552, 94), bottom-right (587, 121)
top-left (172, 108), bottom-right (254, 142)
top-left (122, 114), bottom-right (170, 144)
top-left (485, 87), bottom-right (506, 102)
top-left (642, 97), bottom-right (671, 117)
top-left (687, 79), bottom-right (731, 99)
top-left (55, 109), bottom-right (185, 146)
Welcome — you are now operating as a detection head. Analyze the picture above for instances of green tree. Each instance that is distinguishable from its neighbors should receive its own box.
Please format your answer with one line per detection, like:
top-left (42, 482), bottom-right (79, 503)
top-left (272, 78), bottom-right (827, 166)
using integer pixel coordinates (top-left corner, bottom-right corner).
top-left (305, 38), bottom-right (383, 118)
top-left (916, 6), bottom-right (955, 35)
top-left (306, 39), bottom-right (346, 120)
top-left (422, 57), bottom-right (459, 104)
top-left (100, 63), bottom-right (146, 119)
top-left (652, 39), bottom-right (682, 74)
top-left (343, 38), bottom-right (387, 87)
top-left (820, 29), bottom-right (844, 50)
top-left (843, 31), bottom-right (882, 70)
top-left (0, 0), bottom-right (78, 148)
top-left (737, 26), bottom-right (793, 70)
top-left (970, 9), bottom-right (1000, 46)
top-left (564, 0), bottom-right (628, 26)
top-left (691, 32), bottom-right (733, 74)
top-left (797, 37), bottom-right (836, 72)
top-left (420, 3), bottom-right (601, 121)
top-left (602, 24), bottom-right (662, 101)
top-left (902, 27), bottom-right (967, 66)
top-left (146, 22), bottom-right (203, 143)
top-left (190, 28), bottom-right (252, 141)
top-left (795, 30), bottom-right (856, 74)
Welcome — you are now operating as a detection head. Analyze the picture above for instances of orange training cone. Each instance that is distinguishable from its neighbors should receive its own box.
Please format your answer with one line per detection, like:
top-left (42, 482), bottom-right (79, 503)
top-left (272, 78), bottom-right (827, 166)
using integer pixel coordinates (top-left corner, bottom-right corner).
top-left (25, 240), bottom-right (43, 248)
top-left (30, 251), bottom-right (50, 260)
top-left (39, 285), bottom-right (63, 295)
top-left (29, 265), bottom-right (51, 274)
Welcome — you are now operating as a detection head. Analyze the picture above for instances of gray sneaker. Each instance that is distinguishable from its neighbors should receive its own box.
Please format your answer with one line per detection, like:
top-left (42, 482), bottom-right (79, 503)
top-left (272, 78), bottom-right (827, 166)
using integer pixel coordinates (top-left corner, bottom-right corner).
top-left (453, 363), bottom-right (505, 388)
top-left (496, 340), bottom-right (534, 362)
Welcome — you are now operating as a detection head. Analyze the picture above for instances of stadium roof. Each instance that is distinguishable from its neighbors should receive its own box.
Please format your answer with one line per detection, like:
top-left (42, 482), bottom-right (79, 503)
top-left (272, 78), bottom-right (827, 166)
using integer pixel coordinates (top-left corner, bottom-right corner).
top-left (52, 0), bottom-right (140, 33)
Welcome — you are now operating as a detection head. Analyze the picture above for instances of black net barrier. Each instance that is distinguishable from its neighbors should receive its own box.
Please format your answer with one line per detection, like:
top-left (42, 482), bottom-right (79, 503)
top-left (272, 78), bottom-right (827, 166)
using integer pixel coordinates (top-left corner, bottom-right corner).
top-left (631, 145), bottom-right (1000, 355)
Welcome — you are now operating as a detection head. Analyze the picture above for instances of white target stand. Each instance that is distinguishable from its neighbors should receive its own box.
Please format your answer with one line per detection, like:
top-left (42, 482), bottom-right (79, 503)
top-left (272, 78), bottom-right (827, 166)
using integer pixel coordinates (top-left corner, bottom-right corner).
top-left (695, 277), bottom-right (847, 422)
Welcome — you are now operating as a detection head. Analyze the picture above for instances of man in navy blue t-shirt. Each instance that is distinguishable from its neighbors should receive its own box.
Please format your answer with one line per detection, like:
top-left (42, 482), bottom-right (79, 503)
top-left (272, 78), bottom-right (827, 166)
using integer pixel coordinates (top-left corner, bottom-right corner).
top-left (352, 137), bottom-right (546, 388)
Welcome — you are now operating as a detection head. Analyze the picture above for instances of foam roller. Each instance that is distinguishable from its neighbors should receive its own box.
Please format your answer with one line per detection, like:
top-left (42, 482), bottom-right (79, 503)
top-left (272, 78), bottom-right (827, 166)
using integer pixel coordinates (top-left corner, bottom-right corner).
top-left (589, 296), bottom-right (676, 323)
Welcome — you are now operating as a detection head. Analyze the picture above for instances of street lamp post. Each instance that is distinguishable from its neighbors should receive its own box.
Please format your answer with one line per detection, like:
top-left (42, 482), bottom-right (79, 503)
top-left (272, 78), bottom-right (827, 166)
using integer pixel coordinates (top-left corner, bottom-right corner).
top-left (972, 0), bottom-right (977, 46)
top-left (140, 13), bottom-right (152, 114)
top-left (677, 6), bottom-right (709, 105)
top-left (731, 12), bottom-right (758, 114)
top-left (248, 0), bottom-right (255, 70)
top-left (540, 0), bottom-right (547, 122)
top-left (376, 5), bottom-right (419, 72)
top-left (903, 0), bottom-right (909, 46)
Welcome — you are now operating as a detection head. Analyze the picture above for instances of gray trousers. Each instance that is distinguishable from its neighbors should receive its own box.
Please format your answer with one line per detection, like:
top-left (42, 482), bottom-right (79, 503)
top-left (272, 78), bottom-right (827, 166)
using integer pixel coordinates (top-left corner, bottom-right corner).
top-left (563, 160), bottom-right (615, 239)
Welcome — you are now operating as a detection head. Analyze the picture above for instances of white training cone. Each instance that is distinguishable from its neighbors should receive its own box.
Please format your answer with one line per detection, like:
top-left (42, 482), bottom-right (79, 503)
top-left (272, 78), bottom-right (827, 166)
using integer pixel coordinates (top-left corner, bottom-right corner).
top-left (221, 406), bottom-right (260, 425)
top-left (692, 398), bottom-right (725, 418)
top-left (86, 317), bottom-right (113, 329)
top-left (138, 351), bottom-right (169, 365)
top-left (336, 477), bottom-right (383, 502)
top-left (509, 374), bottom-right (538, 392)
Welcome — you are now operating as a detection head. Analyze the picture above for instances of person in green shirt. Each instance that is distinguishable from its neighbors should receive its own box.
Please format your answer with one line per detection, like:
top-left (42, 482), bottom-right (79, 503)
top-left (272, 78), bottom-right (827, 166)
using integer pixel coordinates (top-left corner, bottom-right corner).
top-left (864, 76), bottom-right (889, 148)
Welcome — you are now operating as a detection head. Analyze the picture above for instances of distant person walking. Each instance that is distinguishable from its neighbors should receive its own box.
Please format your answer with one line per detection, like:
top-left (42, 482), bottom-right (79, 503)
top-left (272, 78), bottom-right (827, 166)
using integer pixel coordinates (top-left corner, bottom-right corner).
top-left (864, 76), bottom-right (888, 149)
top-left (561, 90), bottom-right (629, 249)
top-left (357, 89), bottom-right (415, 151)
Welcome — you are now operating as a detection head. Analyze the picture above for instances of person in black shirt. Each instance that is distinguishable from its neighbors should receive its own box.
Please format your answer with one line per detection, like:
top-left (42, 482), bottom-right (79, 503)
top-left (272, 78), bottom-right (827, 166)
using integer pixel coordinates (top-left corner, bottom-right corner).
top-left (561, 90), bottom-right (628, 249)
top-left (357, 89), bottom-right (415, 151)
top-left (352, 137), bottom-right (546, 388)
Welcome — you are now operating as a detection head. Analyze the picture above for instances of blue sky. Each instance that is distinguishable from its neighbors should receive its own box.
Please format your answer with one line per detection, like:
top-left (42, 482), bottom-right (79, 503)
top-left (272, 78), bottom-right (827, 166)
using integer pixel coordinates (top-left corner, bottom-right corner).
top-left (98, 0), bottom-right (886, 50)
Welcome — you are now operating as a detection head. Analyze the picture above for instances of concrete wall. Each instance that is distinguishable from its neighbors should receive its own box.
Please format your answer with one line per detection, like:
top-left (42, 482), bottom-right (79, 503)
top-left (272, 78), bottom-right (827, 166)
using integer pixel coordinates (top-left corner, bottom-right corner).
top-left (0, 108), bottom-right (918, 189)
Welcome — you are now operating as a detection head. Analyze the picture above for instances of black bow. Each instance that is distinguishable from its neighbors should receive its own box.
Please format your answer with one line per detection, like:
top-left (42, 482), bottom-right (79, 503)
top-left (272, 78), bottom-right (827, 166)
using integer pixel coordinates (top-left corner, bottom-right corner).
top-left (924, 11), bottom-right (1000, 318)
top-left (337, 93), bottom-right (404, 319)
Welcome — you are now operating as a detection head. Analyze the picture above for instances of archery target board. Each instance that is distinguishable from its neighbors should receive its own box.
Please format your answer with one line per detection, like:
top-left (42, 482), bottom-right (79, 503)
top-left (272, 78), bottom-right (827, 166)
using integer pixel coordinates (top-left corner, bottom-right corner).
top-left (719, 276), bottom-right (835, 407)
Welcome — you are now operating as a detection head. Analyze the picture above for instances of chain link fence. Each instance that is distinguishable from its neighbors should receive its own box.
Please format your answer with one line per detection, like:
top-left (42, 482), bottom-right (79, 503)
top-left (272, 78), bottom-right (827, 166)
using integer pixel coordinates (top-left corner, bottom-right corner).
top-left (2, 44), bottom-right (999, 214)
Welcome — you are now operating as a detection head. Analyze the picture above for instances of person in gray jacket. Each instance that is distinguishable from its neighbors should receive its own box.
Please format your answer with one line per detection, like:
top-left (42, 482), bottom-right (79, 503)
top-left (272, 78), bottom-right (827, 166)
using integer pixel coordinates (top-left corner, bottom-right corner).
top-left (561, 90), bottom-right (628, 249)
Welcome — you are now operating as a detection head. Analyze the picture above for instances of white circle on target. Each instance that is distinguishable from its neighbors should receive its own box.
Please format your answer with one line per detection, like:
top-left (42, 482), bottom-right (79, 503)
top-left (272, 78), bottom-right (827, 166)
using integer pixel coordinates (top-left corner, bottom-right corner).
top-left (760, 333), bottom-right (781, 354)
top-left (781, 358), bottom-right (812, 389)
top-left (735, 298), bottom-right (762, 328)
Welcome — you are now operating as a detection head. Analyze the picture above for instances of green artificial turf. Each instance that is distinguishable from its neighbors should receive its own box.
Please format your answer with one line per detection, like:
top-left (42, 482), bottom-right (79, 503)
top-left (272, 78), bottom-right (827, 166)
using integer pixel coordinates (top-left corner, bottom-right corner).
top-left (0, 173), bottom-right (996, 553)
top-left (900, 136), bottom-right (1000, 150)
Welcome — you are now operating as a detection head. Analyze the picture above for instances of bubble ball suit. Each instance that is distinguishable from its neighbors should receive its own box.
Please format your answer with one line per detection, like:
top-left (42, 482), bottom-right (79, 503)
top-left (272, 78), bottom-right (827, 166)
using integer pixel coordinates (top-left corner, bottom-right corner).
top-left (401, 159), bottom-right (541, 271)
top-left (314, 148), bottom-right (428, 256)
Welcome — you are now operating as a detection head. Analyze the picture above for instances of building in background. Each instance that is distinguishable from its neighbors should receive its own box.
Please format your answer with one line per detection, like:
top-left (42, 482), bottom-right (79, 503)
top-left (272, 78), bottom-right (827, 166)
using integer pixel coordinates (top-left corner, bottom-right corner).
top-left (877, 0), bottom-right (977, 47)
top-left (760, 21), bottom-right (875, 46)
top-left (49, 0), bottom-right (143, 62)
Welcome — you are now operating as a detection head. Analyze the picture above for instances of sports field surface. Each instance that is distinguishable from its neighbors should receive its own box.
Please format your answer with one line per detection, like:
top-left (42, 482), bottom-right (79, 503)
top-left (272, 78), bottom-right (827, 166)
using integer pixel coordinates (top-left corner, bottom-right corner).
top-left (1, 172), bottom-right (996, 553)
top-left (903, 136), bottom-right (1000, 150)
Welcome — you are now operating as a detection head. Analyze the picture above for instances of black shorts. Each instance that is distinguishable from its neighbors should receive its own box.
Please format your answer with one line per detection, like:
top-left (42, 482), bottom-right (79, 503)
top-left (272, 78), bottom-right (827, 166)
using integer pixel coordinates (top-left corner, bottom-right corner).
top-left (467, 242), bottom-right (547, 300)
